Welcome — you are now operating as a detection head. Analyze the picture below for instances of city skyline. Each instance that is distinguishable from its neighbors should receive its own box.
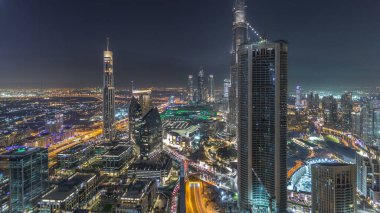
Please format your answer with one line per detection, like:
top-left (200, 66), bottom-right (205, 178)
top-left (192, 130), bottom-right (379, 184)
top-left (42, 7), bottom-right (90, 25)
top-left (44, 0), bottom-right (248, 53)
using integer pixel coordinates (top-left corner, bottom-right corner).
top-left (1, 0), bottom-right (379, 88)
top-left (1, 0), bottom-right (380, 212)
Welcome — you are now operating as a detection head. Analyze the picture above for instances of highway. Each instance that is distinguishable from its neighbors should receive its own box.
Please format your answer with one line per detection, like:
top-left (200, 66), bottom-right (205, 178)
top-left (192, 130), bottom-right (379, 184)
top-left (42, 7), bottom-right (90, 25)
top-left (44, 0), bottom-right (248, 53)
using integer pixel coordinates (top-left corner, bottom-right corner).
top-left (48, 118), bottom-right (128, 168)
top-left (186, 181), bottom-right (207, 213)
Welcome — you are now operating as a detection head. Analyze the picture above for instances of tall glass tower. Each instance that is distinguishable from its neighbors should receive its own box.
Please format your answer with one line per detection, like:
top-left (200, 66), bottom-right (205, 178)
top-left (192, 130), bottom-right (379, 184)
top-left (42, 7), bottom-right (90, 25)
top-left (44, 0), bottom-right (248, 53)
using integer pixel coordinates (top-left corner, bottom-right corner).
top-left (197, 68), bottom-right (205, 104)
top-left (187, 75), bottom-right (194, 102)
top-left (228, 0), bottom-right (249, 131)
top-left (208, 74), bottom-right (215, 102)
top-left (237, 41), bottom-right (288, 212)
top-left (0, 147), bottom-right (49, 212)
top-left (103, 38), bottom-right (115, 142)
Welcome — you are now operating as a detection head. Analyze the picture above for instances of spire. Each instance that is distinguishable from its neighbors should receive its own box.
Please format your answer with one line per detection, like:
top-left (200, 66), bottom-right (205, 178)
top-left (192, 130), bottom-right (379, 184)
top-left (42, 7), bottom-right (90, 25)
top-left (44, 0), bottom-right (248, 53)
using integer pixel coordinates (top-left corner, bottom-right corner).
top-left (106, 37), bottom-right (110, 51)
top-left (234, 0), bottom-right (246, 11)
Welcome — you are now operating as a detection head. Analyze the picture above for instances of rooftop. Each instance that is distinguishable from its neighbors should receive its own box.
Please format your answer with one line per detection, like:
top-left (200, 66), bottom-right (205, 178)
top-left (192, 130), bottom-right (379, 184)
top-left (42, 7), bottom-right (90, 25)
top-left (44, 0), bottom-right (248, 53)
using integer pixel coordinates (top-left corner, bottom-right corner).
top-left (123, 179), bottom-right (154, 199)
top-left (103, 145), bottom-right (132, 157)
top-left (0, 146), bottom-right (46, 157)
top-left (42, 173), bottom-right (96, 201)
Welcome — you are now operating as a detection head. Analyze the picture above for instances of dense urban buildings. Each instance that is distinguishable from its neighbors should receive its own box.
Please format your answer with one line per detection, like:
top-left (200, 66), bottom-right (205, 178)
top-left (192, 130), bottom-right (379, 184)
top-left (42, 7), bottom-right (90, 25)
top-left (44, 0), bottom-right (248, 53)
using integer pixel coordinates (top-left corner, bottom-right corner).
top-left (1, 0), bottom-right (379, 212)
top-left (237, 41), bottom-right (288, 212)
top-left (102, 38), bottom-right (116, 142)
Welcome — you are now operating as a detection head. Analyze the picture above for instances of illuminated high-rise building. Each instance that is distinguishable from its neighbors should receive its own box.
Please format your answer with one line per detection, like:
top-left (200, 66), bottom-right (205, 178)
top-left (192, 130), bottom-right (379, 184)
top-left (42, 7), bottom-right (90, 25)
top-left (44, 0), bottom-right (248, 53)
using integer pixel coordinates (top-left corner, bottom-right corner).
top-left (140, 108), bottom-right (163, 160)
top-left (103, 38), bottom-right (115, 141)
top-left (187, 75), bottom-right (194, 102)
top-left (208, 74), bottom-right (215, 102)
top-left (228, 0), bottom-right (249, 130)
top-left (197, 68), bottom-right (205, 104)
top-left (0, 147), bottom-right (49, 212)
top-left (223, 79), bottom-right (231, 111)
top-left (134, 90), bottom-right (152, 116)
top-left (341, 92), bottom-right (353, 130)
top-left (129, 96), bottom-right (143, 144)
top-left (295, 85), bottom-right (302, 108)
top-left (362, 100), bottom-right (380, 146)
top-left (312, 163), bottom-right (356, 213)
top-left (237, 41), bottom-right (288, 212)
top-left (322, 96), bottom-right (338, 126)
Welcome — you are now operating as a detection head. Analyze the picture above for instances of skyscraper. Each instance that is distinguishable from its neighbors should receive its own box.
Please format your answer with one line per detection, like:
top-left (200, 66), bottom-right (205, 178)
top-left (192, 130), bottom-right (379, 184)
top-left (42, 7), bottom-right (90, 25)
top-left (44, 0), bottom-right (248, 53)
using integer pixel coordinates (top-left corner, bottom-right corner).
top-left (223, 79), bottom-right (231, 111)
top-left (362, 100), bottom-right (380, 146)
top-left (0, 147), bottom-right (49, 212)
top-left (197, 68), bottom-right (205, 104)
top-left (103, 38), bottom-right (115, 142)
top-left (129, 96), bottom-right (143, 144)
top-left (237, 41), bottom-right (288, 212)
top-left (311, 163), bottom-right (356, 213)
top-left (140, 108), bottom-right (163, 160)
top-left (134, 90), bottom-right (152, 116)
top-left (295, 85), bottom-right (302, 108)
top-left (322, 96), bottom-right (338, 127)
top-left (187, 75), bottom-right (194, 102)
top-left (228, 0), bottom-right (249, 130)
top-left (341, 92), bottom-right (353, 130)
top-left (208, 74), bottom-right (215, 102)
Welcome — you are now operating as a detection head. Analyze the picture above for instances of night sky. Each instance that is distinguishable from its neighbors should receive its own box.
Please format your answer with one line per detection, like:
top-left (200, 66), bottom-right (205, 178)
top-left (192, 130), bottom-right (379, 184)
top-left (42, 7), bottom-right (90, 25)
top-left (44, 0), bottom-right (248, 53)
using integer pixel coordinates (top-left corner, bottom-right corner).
top-left (0, 0), bottom-right (379, 89)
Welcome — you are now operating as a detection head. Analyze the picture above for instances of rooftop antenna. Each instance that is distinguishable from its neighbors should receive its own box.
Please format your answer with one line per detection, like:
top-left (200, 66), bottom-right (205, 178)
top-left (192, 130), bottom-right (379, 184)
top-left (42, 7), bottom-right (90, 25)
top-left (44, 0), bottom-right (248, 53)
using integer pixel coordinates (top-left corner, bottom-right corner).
top-left (106, 37), bottom-right (110, 51)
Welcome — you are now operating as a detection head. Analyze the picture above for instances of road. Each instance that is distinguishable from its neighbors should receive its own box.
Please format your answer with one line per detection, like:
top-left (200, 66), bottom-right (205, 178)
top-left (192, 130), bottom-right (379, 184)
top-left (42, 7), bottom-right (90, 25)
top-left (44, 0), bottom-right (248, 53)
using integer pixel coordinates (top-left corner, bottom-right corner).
top-left (48, 118), bottom-right (128, 168)
top-left (186, 181), bottom-right (207, 213)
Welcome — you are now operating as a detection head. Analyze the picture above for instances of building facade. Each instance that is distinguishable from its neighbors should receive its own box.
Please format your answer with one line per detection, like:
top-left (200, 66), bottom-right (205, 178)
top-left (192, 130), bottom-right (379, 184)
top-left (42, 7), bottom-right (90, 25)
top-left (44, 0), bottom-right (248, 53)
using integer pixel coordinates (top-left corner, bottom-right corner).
top-left (228, 0), bottom-right (249, 130)
top-left (237, 41), bottom-right (288, 212)
top-left (187, 75), bottom-right (194, 102)
top-left (0, 147), bottom-right (49, 212)
top-left (208, 74), bottom-right (215, 102)
top-left (103, 38), bottom-right (116, 141)
top-left (140, 108), bottom-right (163, 160)
top-left (311, 163), bottom-right (356, 213)
top-left (197, 68), bottom-right (205, 104)
top-left (128, 96), bottom-right (143, 144)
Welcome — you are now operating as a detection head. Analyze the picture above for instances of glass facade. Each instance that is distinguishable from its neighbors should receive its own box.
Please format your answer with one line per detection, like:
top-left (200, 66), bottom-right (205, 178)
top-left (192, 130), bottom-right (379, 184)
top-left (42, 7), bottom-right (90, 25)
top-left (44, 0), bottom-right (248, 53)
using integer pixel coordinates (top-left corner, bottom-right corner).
top-left (237, 41), bottom-right (287, 212)
top-left (0, 147), bottom-right (48, 212)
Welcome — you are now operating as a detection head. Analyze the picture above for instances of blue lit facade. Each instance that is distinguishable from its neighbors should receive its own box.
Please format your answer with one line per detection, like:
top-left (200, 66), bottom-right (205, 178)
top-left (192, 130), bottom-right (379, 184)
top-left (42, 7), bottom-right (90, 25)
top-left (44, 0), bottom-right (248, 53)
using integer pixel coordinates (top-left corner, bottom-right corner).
top-left (0, 147), bottom-right (48, 212)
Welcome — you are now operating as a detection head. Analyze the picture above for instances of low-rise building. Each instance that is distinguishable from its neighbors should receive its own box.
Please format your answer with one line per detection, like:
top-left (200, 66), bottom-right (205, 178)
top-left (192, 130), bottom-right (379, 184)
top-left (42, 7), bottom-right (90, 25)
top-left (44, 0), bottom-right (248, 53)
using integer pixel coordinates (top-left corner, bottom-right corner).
top-left (39, 173), bottom-right (97, 212)
top-left (116, 179), bottom-right (157, 213)
top-left (102, 145), bottom-right (134, 173)
top-left (57, 144), bottom-right (94, 169)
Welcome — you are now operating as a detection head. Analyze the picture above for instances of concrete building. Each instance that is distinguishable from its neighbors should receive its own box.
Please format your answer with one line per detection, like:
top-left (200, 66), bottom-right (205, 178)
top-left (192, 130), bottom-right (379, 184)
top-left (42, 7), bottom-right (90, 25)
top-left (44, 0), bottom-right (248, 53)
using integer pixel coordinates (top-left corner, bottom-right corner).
top-left (311, 163), bottom-right (356, 213)
top-left (237, 41), bottom-right (288, 212)
top-left (39, 173), bottom-right (97, 212)
top-left (102, 144), bottom-right (134, 173)
top-left (116, 179), bottom-right (157, 213)
top-left (57, 144), bottom-right (94, 169)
